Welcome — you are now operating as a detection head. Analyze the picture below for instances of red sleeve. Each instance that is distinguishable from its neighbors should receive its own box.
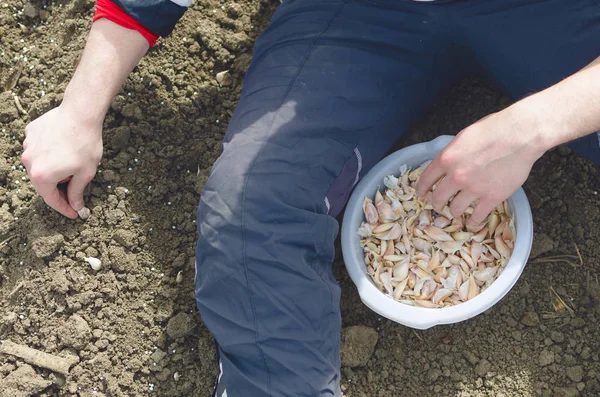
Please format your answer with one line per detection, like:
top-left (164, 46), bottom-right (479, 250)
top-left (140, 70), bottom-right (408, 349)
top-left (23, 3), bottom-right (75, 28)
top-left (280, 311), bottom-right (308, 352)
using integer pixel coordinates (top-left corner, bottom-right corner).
top-left (93, 0), bottom-right (159, 47)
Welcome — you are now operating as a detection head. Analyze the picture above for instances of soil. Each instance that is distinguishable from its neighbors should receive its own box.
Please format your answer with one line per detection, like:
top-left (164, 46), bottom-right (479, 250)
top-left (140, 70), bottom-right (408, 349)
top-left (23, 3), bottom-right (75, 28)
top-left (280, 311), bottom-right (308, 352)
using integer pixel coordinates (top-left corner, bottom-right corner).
top-left (1, 1), bottom-right (600, 396)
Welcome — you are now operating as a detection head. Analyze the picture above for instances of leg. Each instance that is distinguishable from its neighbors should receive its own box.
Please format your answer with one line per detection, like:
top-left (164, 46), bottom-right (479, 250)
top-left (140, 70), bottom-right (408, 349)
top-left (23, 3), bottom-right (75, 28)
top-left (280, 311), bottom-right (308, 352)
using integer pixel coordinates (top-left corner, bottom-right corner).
top-left (195, 1), bottom-right (461, 395)
top-left (457, 0), bottom-right (600, 164)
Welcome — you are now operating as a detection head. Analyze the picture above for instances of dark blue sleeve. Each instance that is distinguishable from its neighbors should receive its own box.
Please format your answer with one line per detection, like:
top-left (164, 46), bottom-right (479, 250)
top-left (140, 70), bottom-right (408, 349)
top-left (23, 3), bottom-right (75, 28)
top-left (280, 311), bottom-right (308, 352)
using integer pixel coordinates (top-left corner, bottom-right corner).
top-left (111, 0), bottom-right (189, 37)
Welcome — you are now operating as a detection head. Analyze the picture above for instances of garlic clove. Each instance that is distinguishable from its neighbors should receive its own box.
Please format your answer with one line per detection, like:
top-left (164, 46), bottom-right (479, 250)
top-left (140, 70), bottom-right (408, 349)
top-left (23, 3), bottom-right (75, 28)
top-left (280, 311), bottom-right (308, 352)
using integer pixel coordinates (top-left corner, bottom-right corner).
top-left (77, 207), bottom-right (91, 220)
top-left (84, 257), bottom-right (102, 271)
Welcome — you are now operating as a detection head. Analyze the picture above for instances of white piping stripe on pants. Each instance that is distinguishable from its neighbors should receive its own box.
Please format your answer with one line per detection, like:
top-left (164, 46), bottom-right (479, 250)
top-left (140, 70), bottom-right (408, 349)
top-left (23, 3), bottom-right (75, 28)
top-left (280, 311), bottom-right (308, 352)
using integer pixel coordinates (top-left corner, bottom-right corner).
top-left (352, 147), bottom-right (363, 187)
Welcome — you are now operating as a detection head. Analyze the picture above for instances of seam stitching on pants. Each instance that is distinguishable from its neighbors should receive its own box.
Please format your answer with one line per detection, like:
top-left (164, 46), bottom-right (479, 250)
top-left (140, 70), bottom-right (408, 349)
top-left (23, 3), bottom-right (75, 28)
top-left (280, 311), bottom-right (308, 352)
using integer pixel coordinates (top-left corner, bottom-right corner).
top-left (239, 2), bottom-right (349, 395)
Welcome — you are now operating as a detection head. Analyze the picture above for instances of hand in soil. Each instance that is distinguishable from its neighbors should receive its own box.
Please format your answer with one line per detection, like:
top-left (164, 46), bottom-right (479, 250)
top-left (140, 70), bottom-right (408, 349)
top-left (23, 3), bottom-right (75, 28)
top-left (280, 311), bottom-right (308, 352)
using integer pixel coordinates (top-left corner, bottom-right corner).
top-left (416, 108), bottom-right (544, 224)
top-left (22, 105), bottom-right (103, 219)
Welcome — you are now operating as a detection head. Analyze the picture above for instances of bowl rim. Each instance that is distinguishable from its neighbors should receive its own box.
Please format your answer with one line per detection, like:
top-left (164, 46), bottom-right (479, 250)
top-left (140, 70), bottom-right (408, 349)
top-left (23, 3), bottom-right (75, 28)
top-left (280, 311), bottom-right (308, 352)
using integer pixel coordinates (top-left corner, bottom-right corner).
top-left (340, 135), bottom-right (534, 330)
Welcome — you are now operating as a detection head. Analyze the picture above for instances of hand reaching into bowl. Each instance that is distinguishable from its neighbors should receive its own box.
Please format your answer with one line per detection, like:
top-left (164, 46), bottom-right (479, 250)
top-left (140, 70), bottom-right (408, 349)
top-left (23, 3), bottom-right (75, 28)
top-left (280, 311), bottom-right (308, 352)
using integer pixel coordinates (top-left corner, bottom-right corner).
top-left (415, 108), bottom-right (542, 225)
top-left (416, 55), bottom-right (600, 224)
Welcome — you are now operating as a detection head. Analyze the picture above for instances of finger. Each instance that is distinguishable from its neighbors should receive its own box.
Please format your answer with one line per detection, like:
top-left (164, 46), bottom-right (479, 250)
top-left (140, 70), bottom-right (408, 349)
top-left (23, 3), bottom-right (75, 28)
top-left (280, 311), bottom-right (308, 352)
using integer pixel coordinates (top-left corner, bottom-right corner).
top-left (470, 198), bottom-right (498, 225)
top-left (449, 191), bottom-right (478, 218)
top-left (36, 182), bottom-right (78, 219)
top-left (67, 172), bottom-right (94, 211)
top-left (431, 177), bottom-right (459, 213)
top-left (21, 151), bottom-right (31, 171)
top-left (415, 159), bottom-right (445, 198)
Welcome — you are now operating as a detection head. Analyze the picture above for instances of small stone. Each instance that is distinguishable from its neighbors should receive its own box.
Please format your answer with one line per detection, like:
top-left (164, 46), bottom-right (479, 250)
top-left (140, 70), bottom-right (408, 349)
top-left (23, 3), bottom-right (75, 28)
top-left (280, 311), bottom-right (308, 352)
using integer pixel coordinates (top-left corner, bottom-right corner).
top-left (539, 349), bottom-right (555, 367)
top-left (31, 234), bottom-right (65, 258)
top-left (521, 311), bottom-right (540, 327)
top-left (340, 326), bottom-right (378, 368)
top-left (530, 233), bottom-right (555, 259)
top-left (474, 358), bottom-right (492, 377)
top-left (566, 365), bottom-right (584, 383)
top-left (77, 206), bottom-right (91, 220)
top-left (166, 312), bottom-right (195, 339)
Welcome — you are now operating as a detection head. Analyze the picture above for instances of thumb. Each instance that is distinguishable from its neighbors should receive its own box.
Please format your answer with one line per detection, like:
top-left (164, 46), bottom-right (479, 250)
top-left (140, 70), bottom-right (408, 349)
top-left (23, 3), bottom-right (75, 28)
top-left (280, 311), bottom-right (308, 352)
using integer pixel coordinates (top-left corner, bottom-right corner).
top-left (67, 171), bottom-right (94, 211)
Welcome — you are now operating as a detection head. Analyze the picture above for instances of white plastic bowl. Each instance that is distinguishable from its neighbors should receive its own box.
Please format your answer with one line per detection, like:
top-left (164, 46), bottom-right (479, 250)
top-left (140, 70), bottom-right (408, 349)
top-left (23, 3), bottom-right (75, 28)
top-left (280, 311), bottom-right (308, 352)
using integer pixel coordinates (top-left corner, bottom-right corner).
top-left (341, 135), bottom-right (533, 329)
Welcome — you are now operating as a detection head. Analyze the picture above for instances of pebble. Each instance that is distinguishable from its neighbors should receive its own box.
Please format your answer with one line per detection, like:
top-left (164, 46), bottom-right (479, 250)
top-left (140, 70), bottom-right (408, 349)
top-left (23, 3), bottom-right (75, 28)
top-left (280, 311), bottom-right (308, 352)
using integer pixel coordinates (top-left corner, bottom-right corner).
top-left (340, 326), bottom-right (378, 368)
top-left (529, 233), bottom-right (555, 259)
top-left (521, 311), bottom-right (540, 327)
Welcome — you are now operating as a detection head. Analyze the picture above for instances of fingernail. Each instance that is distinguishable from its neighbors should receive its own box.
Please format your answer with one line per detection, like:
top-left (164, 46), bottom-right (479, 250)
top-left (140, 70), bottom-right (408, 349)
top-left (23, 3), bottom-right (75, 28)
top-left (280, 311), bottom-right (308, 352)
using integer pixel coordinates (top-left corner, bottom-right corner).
top-left (72, 200), bottom-right (83, 210)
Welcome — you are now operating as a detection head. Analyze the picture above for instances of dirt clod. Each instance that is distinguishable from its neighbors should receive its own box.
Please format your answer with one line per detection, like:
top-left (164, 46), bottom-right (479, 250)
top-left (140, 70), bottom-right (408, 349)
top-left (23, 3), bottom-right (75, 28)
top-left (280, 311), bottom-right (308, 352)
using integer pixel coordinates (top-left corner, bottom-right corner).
top-left (474, 358), bottom-right (492, 377)
top-left (530, 233), bottom-right (555, 259)
top-left (113, 229), bottom-right (137, 248)
top-left (57, 314), bottom-right (92, 350)
top-left (553, 386), bottom-right (579, 397)
top-left (521, 311), bottom-right (540, 327)
top-left (166, 312), bottom-right (195, 339)
top-left (31, 233), bottom-right (65, 259)
top-left (0, 364), bottom-right (52, 397)
top-left (539, 349), bottom-right (555, 367)
top-left (566, 365), bottom-right (584, 382)
top-left (109, 126), bottom-right (131, 150)
top-left (340, 325), bottom-right (378, 368)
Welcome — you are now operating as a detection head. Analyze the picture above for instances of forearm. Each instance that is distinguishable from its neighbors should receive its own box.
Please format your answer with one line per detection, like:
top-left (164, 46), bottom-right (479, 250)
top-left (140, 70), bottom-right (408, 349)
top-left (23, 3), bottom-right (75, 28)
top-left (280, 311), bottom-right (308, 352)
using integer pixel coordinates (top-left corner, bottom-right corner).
top-left (61, 18), bottom-right (149, 125)
top-left (513, 55), bottom-right (600, 153)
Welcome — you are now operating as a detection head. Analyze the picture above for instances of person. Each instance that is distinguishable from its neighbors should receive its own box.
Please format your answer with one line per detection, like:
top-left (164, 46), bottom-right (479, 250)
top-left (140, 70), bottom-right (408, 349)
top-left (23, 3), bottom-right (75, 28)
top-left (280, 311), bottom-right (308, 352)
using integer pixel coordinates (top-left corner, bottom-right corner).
top-left (21, 0), bottom-right (600, 395)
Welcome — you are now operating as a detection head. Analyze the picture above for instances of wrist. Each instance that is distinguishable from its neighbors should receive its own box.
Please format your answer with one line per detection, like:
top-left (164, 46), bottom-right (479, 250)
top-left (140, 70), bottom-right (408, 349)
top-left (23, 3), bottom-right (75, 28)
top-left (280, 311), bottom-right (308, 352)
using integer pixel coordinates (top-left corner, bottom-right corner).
top-left (61, 83), bottom-right (108, 128)
top-left (509, 93), bottom-right (563, 157)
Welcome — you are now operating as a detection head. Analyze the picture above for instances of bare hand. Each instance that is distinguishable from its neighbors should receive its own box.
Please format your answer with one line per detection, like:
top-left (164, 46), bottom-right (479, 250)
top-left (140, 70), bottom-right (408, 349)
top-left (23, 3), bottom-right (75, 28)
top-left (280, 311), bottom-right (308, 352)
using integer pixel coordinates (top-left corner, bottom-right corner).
top-left (415, 109), bottom-right (544, 225)
top-left (22, 105), bottom-right (103, 219)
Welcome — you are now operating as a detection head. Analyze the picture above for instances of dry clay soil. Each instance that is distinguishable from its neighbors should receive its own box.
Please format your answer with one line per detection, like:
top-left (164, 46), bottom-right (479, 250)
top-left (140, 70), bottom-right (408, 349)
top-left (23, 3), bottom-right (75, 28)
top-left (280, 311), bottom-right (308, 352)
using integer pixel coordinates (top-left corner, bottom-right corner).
top-left (1, 1), bottom-right (600, 396)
